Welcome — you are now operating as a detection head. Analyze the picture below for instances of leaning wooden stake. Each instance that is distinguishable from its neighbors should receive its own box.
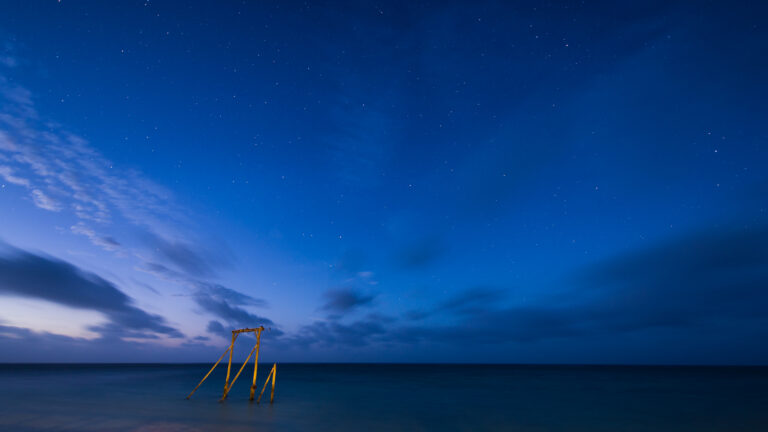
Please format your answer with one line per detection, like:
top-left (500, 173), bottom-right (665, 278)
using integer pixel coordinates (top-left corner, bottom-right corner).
top-left (220, 343), bottom-right (258, 401)
top-left (257, 363), bottom-right (277, 404)
top-left (186, 345), bottom-right (231, 399)
top-left (249, 328), bottom-right (262, 400)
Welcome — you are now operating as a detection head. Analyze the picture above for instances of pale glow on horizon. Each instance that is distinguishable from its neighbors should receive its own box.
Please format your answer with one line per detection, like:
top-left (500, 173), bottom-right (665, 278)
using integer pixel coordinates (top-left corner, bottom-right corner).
top-left (0, 296), bottom-right (107, 340)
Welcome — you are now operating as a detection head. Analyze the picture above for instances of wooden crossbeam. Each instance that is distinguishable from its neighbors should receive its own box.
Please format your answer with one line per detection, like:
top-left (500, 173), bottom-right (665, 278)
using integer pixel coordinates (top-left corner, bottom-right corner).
top-left (233, 327), bottom-right (264, 334)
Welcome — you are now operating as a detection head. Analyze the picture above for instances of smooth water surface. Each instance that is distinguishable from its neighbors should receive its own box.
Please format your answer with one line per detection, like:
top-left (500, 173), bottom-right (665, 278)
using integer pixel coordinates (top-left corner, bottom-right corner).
top-left (0, 364), bottom-right (766, 431)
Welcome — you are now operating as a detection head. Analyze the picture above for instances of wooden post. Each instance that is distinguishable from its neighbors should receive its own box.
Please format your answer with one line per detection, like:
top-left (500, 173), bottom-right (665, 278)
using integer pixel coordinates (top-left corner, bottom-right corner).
top-left (186, 345), bottom-right (231, 399)
top-left (249, 328), bottom-right (262, 400)
top-left (220, 343), bottom-right (258, 401)
top-left (270, 363), bottom-right (276, 404)
top-left (222, 332), bottom-right (237, 399)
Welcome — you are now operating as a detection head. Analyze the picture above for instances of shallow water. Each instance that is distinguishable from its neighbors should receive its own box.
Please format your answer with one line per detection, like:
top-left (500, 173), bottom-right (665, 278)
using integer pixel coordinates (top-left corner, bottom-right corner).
top-left (0, 364), bottom-right (766, 431)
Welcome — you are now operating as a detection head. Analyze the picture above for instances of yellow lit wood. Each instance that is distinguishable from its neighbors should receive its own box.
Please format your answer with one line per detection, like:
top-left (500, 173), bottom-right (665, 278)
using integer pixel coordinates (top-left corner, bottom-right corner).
top-left (270, 363), bottom-right (276, 404)
top-left (185, 345), bottom-right (231, 399)
top-left (256, 363), bottom-right (276, 404)
top-left (186, 326), bottom-right (270, 402)
top-left (222, 332), bottom-right (237, 399)
top-left (233, 327), bottom-right (264, 334)
top-left (220, 343), bottom-right (258, 401)
top-left (249, 328), bottom-right (262, 400)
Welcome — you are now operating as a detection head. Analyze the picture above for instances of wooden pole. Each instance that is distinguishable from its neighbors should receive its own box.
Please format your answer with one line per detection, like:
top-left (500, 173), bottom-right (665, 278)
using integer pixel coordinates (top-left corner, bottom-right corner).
top-left (222, 332), bottom-right (237, 399)
top-left (270, 363), bottom-right (276, 404)
top-left (220, 343), bottom-right (258, 401)
top-left (186, 345), bottom-right (231, 399)
top-left (249, 328), bottom-right (262, 400)
top-left (256, 364), bottom-right (275, 404)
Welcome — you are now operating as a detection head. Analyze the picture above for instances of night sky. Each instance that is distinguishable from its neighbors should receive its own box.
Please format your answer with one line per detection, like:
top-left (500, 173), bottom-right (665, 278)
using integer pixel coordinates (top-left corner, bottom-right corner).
top-left (0, 1), bottom-right (767, 364)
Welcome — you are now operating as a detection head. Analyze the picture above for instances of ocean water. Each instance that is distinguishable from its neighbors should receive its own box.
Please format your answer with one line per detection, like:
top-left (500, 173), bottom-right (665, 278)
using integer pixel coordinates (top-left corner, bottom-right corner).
top-left (0, 364), bottom-right (766, 431)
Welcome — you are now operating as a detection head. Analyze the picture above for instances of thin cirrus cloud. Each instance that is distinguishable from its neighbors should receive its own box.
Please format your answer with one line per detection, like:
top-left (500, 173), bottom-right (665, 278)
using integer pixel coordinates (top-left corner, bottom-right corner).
top-left (0, 62), bottom-right (275, 344)
top-left (0, 71), bottom-right (183, 232)
top-left (70, 222), bottom-right (121, 252)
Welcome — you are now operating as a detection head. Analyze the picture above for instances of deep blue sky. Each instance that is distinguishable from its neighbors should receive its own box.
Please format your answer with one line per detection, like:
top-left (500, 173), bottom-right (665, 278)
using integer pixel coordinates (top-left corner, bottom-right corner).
top-left (0, 0), bottom-right (767, 364)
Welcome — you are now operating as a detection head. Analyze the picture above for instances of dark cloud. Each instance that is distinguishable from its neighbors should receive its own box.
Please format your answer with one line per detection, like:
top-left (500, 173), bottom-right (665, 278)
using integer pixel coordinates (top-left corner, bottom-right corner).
top-left (321, 287), bottom-right (376, 314)
top-left (394, 306), bottom-right (585, 346)
top-left (435, 286), bottom-right (506, 315)
top-left (406, 287), bottom-right (506, 321)
top-left (576, 224), bottom-right (768, 331)
top-left (0, 245), bottom-right (182, 338)
top-left (90, 323), bottom-right (162, 340)
top-left (197, 283), bottom-right (268, 308)
top-left (404, 310), bottom-right (431, 321)
top-left (290, 225), bottom-right (768, 355)
top-left (193, 285), bottom-right (273, 330)
top-left (101, 236), bottom-right (120, 248)
top-left (137, 260), bottom-right (273, 332)
top-left (284, 317), bottom-right (388, 349)
top-left (206, 320), bottom-right (226, 334)
top-left (402, 225), bottom-right (768, 345)
top-left (397, 235), bottom-right (446, 269)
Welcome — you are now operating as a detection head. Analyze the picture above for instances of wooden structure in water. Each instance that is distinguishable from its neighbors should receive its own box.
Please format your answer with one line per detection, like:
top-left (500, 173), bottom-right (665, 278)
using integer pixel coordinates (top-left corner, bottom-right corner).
top-left (186, 326), bottom-right (277, 403)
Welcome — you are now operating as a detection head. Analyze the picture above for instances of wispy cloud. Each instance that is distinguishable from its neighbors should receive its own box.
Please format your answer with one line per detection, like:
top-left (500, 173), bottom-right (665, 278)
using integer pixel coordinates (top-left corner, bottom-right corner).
top-left (140, 231), bottom-right (224, 278)
top-left (0, 42), bottom-right (18, 69)
top-left (0, 56), bottom-right (16, 68)
top-left (70, 222), bottom-right (121, 252)
top-left (0, 162), bottom-right (63, 212)
top-left (0, 60), bottom-right (273, 344)
top-left (0, 164), bottom-right (29, 186)
top-left (30, 188), bottom-right (61, 212)
top-left (0, 74), bottom-right (185, 230)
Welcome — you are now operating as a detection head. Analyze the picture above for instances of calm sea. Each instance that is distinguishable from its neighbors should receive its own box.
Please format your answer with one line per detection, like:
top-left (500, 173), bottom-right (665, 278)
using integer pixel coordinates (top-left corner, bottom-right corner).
top-left (0, 364), bottom-right (766, 431)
